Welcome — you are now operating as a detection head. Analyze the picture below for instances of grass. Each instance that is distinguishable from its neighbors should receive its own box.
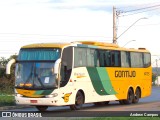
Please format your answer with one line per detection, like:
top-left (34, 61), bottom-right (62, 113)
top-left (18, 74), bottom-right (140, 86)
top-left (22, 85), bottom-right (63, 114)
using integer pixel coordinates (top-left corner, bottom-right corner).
top-left (0, 95), bottom-right (15, 106)
top-left (79, 117), bottom-right (160, 120)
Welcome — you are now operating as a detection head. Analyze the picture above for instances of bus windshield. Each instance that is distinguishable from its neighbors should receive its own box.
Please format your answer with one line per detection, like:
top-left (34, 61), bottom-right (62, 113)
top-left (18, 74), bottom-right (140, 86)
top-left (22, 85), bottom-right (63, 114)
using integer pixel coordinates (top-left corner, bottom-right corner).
top-left (15, 62), bottom-right (58, 90)
top-left (15, 48), bottom-right (61, 90)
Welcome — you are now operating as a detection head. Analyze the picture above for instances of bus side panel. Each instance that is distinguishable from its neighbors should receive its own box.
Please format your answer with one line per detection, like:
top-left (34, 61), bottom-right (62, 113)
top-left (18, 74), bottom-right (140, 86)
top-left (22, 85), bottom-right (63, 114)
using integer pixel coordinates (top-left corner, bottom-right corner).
top-left (107, 67), bottom-right (152, 100)
top-left (61, 67), bottom-right (119, 104)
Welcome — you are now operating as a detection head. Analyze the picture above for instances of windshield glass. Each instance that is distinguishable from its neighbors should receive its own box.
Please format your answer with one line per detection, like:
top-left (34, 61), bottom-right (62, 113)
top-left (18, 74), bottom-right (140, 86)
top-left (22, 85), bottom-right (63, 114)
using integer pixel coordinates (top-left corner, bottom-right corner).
top-left (15, 62), bottom-right (58, 90)
top-left (18, 48), bottom-right (61, 61)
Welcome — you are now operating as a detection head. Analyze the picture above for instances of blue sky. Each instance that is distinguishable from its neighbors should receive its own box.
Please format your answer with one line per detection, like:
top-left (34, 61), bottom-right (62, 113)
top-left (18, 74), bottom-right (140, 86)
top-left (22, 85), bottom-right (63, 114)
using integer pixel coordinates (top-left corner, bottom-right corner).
top-left (0, 0), bottom-right (160, 66)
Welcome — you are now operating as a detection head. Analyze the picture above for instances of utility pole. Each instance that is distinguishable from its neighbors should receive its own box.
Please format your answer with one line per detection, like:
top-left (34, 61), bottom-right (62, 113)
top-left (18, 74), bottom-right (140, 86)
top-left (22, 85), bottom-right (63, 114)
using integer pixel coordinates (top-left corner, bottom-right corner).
top-left (112, 6), bottom-right (147, 44)
top-left (113, 6), bottom-right (117, 44)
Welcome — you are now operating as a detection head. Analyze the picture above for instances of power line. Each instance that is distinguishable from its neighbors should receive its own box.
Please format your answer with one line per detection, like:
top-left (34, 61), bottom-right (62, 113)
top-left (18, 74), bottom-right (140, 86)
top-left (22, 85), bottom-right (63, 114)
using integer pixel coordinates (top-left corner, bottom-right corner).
top-left (119, 7), bottom-right (160, 17)
top-left (117, 3), bottom-right (160, 17)
top-left (122, 4), bottom-right (160, 13)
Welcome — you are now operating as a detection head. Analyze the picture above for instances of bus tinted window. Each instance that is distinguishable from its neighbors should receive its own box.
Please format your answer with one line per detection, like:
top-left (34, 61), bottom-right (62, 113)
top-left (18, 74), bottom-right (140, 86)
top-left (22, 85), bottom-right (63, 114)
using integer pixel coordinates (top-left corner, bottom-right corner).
top-left (74, 47), bottom-right (99, 67)
top-left (74, 48), bottom-right (86, 67)
top-left (87, 49), bottom-right (95, 67)
top-left (104, 50), bottom-right (111, 66)
top-left (112, 51), bottom-right (121, 67)
top-left (143, 53), bottom-right (151, 68)
top-left (99, 50), bottom-right (120, 67)
top-left (74, 47), bottom-right (150, 68)
top-left (121, 51), bottom-right (130, 67)
top-left (99, 50), bottom-right (105, 67)
top-left (130, 52), bottom-right (143, 68)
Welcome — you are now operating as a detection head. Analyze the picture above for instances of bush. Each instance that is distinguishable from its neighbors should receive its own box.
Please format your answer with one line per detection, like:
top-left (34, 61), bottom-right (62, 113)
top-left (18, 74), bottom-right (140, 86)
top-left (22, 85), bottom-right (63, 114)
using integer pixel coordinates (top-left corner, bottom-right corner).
top-left (0, 95), bottom-right (15, 106)
top-left (0, 55), bottom-right (17, 95)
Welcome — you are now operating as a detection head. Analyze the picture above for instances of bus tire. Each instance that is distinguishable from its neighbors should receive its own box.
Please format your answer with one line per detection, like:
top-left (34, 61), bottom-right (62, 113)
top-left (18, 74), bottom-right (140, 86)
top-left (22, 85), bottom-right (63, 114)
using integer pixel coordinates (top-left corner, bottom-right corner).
top-left (70, 91), bottom-right (84, 110)
top-left (36, 106), bottom-right (48, 111)
top-left (105, 101), bottom-right (110, 105)
top-left (119, 100), bottom-right (125, 105)
top-left (133, 88), bottom-right (141, 103)
top-left (123, 88), bottom-right (134, 104)
top-left (94, 101), bottom-right (109, 106)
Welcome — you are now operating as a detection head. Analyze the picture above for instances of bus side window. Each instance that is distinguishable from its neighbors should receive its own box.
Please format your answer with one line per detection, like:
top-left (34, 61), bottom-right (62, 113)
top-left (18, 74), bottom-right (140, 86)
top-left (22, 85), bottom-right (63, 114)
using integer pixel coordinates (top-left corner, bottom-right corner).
top-left (105, 50), bottom-right (111, 67)
top-left (94, 50), bottom-right (99, 67)
top-left (130, 52), bottom-right (143, 68)
top-left (111, 51), bottom-right (121, 67)
top-left (143, 53), bottom-right (151, 68)
top-left (98, 50), bottom-right (105, 67)
top-left (121, 51), bottom-right (130, 67)
top-left (111, 52), bottom-right (115, 66)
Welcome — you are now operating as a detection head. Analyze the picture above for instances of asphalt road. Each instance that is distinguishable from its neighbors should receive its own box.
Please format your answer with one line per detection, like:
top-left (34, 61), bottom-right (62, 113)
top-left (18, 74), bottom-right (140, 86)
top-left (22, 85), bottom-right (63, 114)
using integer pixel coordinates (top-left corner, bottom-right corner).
top-left (140, 86), bottom-right (160, 102)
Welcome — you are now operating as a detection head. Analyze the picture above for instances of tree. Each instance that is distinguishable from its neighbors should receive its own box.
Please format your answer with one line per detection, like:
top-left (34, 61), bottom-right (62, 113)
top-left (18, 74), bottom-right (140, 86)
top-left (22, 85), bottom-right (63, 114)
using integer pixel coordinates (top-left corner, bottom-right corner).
top-left (0, 55), bottom-right (17, 94)
top-left (152, 73), bottom-right (157, 85)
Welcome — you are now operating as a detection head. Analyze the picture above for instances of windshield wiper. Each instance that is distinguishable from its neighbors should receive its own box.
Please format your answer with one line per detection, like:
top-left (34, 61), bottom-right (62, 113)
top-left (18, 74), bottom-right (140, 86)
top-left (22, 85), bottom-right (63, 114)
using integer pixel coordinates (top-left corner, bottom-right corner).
top-left (24, 63), bottom-right (45, 89)
top-left (35, 73), bottom-right (45, 88)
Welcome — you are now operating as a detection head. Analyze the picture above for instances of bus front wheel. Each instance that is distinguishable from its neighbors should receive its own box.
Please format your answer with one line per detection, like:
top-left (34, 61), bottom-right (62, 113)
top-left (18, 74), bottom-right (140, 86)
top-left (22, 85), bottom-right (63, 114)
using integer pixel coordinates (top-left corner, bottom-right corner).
top-left (70, 91), bottom-right (84, 110)
top-left (36, 106), bottom-right (48, 111)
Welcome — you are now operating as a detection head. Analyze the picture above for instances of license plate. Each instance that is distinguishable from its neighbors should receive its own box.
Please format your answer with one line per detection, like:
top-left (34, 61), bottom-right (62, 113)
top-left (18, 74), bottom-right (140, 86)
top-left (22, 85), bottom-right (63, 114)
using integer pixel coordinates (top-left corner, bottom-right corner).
top-left (30, 100), bottom-right (37, 103)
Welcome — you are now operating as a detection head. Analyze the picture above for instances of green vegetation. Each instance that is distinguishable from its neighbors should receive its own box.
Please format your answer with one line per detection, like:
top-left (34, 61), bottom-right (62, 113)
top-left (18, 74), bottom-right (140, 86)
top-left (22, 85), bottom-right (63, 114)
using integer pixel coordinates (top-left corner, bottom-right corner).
top-left (0, 95), bottom-right (15, 106)
top-left (152, 73), bottom-right (157, 85)
top-left (0, 55), bottom-right (17, 106)
top-left (0, 55), bottom-right (17, 94)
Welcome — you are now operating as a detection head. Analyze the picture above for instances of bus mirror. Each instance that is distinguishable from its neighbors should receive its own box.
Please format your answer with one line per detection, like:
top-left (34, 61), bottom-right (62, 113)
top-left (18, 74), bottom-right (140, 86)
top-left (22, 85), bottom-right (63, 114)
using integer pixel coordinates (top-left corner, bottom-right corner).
top-left (54, 59), bottom-right (61, 74)
top-left (6, 59), bottom-right (16, 74)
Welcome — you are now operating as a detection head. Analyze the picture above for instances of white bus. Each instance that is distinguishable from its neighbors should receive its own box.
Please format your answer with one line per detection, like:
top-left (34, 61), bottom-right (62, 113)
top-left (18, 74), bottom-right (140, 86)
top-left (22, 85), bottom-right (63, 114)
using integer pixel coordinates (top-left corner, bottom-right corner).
top-left (6, 41), bottom-right (152, 111)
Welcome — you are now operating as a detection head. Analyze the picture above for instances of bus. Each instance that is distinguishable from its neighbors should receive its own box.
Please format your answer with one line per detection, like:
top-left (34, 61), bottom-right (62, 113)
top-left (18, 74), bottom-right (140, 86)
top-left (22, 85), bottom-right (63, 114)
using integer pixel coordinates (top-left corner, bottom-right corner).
top-left (6, 41), bottom-right (152, 111)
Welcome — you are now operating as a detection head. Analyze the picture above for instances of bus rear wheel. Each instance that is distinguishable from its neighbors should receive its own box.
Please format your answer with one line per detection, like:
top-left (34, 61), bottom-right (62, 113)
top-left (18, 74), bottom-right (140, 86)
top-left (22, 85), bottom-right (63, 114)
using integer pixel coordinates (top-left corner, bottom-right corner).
top-left (123, 88), bottom-right (134, 104)
top-left (70, 91), bottom-right (84, 110)
top-left (119, 100), bottom-right (125, 105)
top-left (36, 106), bottom-right (48, 111)
top-left (133, 88), bottom-right (141, 103)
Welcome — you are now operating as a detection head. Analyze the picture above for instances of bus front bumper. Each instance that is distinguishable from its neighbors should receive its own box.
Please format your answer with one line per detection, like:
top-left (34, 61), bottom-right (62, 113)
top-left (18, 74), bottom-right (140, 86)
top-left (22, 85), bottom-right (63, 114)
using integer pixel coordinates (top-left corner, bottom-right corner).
top-left (15, 96), bottom-right (66, 106)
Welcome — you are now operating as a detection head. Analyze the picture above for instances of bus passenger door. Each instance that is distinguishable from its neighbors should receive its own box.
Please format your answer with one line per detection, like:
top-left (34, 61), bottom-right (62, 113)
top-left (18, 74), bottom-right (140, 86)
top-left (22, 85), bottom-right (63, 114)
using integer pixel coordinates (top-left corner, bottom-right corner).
top-left (60, 47), bottom-right (73, 87)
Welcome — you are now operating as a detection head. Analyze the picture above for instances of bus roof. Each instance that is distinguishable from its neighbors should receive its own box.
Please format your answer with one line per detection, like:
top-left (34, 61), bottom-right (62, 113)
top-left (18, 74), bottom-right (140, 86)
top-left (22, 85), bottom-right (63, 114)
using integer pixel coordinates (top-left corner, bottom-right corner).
top-left (21, 43), bottom-right (70, 49)
top-left (21, 41), bottom-right (150, 53)
top-left (76, 41), bottom-right (149, 53)
top-left (77, 41), bottom-right (119, 48)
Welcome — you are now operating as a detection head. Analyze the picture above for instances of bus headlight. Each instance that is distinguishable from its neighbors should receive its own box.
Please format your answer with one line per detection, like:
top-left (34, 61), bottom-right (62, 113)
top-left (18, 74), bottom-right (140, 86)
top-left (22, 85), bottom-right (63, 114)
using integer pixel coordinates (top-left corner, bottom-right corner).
top-left (45, 93), bottom-right (58, 98)
top-left (15, 93), bottom-right (23, 97)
